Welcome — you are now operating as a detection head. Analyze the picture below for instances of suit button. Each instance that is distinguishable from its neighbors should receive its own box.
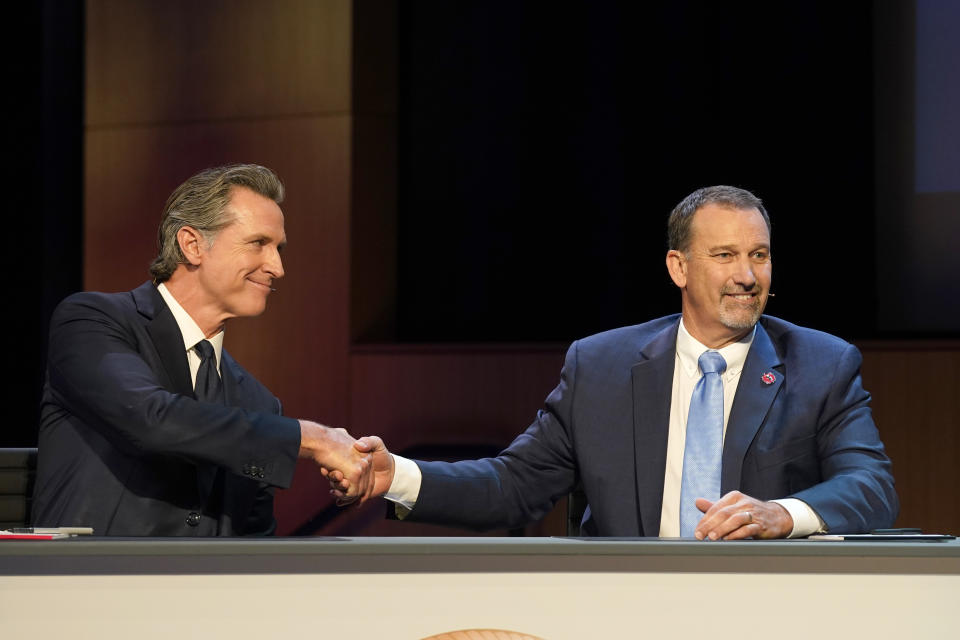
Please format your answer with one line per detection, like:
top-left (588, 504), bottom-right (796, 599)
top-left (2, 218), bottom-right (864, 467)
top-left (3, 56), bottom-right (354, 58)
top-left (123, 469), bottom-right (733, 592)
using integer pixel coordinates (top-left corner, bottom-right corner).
top-left (186, 512), bottom-right (201, 526)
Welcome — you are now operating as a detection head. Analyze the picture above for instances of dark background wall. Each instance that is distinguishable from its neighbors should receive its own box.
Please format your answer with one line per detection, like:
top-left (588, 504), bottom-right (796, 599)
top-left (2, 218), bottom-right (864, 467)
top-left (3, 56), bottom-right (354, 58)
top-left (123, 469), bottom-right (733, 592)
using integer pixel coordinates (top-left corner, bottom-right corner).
top-left (6, 1), bottom-right (83, 448)
top-left (7, 0), bottom-right (959, 536)
top-left (394, 2), bottom-right (879, 344)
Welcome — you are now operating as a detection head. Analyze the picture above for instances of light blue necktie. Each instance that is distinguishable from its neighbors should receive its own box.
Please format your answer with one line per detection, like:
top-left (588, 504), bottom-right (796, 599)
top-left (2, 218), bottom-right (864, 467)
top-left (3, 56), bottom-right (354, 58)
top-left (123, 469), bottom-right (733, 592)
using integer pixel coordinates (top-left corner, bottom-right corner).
top-left (679, 350), bottom-right (727, 537)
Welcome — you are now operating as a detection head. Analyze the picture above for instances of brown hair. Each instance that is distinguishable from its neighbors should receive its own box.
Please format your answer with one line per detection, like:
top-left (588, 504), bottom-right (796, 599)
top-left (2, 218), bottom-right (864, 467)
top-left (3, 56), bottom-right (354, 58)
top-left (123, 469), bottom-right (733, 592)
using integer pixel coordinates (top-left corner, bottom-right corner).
top-left (667, 185), bottom-right (770, 252)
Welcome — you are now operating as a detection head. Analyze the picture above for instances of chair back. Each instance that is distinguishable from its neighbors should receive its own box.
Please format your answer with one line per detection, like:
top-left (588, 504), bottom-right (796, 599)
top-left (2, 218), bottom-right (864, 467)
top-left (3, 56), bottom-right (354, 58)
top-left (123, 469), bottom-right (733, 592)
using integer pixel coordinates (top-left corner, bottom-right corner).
top-left (0, 448), bottom-right (38, 528)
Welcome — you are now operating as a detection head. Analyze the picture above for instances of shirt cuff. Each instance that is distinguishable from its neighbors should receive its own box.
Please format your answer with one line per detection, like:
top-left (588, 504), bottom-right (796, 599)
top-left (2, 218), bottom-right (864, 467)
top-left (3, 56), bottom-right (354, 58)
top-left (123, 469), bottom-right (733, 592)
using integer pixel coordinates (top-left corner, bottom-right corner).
top-left (771, 498), bottom-right (826, 538)
top-left (384, 454), bottom-right (422, 512)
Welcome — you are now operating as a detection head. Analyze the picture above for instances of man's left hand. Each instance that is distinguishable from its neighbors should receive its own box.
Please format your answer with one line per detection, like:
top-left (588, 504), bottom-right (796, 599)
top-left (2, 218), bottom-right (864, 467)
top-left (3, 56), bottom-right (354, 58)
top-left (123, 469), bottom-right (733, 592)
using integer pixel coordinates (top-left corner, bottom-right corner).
top-left (694, 491), bottom-right (793, 540)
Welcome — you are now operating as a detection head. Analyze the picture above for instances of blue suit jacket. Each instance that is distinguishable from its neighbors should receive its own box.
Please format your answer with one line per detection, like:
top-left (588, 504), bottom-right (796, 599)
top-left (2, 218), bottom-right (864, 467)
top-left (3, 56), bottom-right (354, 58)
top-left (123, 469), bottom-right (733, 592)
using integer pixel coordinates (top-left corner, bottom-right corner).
top-left (32, 281), bottom-right (301, 536)
top-left (406, 315), bottom-right (898, 535)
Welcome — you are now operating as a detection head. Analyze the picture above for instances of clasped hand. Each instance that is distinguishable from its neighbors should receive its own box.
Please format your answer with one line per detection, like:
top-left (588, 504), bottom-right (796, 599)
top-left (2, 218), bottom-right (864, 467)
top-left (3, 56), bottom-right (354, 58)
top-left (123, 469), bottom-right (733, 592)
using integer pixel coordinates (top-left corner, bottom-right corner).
top-left (693, 490), bottom-right (794, 540)
top-left (298, 421), bottom-right (394, 506)
top-left (297, 421), bottom-right (373, 504)
top-left (326, 436), bottom-right (395, 507)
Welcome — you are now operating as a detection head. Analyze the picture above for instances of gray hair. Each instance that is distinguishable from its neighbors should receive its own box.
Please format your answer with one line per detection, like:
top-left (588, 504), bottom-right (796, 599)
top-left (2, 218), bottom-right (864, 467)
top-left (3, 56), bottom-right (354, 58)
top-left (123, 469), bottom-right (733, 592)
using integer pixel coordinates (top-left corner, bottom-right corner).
top-left (667, 185), bottom-right (770, 253)
top-left (149, 164), bottom-right (284, 282)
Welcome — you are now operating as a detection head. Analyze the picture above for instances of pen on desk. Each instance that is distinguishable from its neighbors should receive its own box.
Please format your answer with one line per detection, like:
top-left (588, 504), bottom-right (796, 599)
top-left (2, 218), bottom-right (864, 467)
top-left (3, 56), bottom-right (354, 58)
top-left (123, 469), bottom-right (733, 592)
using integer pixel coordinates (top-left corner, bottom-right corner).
top-left (870, 528), bottom-right (923, 535)
top-left (7, 527), bottom-right (94, 535)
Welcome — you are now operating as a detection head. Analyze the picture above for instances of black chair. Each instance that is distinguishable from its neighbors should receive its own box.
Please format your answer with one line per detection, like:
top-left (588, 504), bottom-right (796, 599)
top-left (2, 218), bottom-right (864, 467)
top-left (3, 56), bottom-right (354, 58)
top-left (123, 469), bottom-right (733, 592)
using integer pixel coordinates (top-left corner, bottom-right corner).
top-left (0, 448), bottom-right (38, 528)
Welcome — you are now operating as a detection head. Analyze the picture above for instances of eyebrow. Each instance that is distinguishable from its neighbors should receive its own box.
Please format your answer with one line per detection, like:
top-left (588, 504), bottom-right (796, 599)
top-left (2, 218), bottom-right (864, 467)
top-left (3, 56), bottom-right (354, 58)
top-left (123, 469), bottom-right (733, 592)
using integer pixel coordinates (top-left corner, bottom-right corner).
top-left (708, 243), bottom-right (770, 253)
top-left (245, 233), bottom-right (287, 248)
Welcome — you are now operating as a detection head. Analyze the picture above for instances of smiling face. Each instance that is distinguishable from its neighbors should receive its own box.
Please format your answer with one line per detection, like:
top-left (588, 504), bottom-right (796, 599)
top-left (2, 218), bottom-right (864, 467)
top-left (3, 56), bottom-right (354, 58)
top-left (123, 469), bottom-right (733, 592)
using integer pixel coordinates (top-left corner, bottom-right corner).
top-left (190, 186), bottom-right (286, 329)
top-left (665, 203), bottom-right (771, 349)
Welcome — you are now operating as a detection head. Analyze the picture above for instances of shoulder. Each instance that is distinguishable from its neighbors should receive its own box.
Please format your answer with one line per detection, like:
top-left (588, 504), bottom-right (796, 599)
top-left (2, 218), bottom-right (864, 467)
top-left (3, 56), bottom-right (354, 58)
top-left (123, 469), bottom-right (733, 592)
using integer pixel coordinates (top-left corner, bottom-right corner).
top-left (759, 315), bottom-right (858, 361)
top-left (52, 287), bottom-right (140, 322)
top-left (49, 282), bottom-right (162, 340)
top-left (572, 314), bottom-right (680, 361)
top-left (577, 314), bottom-right (679, 347)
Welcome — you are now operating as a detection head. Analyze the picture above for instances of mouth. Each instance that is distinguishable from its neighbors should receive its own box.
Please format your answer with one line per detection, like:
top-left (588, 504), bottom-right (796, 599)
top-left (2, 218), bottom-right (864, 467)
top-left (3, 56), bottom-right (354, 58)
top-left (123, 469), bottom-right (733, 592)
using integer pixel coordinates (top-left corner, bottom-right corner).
top-left (722, 290), bottom-right (761, 304)
top-left (246, 278), bottom-right (273, 293)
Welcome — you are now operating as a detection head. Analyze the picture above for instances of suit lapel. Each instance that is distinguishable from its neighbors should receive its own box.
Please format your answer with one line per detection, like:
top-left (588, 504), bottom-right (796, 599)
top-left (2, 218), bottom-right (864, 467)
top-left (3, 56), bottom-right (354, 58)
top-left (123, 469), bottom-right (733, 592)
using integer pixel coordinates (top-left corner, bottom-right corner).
top-left (134, 282), bottom-right (218, 507)
top-left (220, 352), bottom-right (247, 408)
top-left (721, 322), bottom-right (784, 493)
top-left (134, 282), bottom-right (193, 397)
top-left (632, 321), bottom-right (679, 537)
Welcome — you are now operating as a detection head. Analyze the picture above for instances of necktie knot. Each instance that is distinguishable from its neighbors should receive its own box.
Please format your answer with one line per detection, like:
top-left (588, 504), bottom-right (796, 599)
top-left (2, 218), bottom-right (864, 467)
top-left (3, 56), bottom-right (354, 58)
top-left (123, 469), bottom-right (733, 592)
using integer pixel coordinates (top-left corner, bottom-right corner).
top-left (698, 350), bottom-right (727, 376)
top-left (195, 339), bottom-right (215, 363)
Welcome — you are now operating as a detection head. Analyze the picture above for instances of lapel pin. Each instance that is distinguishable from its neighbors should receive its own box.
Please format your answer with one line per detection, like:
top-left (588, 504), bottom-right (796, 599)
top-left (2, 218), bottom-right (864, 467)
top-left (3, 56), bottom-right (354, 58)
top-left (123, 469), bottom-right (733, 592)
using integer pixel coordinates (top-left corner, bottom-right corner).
top-left (761, 371), bottom-right (777, 385)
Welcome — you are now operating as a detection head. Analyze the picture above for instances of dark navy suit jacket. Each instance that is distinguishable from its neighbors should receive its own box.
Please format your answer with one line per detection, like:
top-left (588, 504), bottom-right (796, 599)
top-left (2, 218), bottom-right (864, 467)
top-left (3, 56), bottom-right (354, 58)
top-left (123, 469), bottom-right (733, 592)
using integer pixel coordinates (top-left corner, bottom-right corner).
top-left (32, 281), bottom-right (301, 536)
top-left (406, 315), bottom-right (898, 535)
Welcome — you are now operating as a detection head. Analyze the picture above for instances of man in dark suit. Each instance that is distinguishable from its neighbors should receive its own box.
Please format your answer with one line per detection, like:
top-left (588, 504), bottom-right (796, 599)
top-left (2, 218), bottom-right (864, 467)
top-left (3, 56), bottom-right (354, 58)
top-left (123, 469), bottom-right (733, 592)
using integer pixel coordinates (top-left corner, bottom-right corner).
top-left (33, 164), bottom-right (368, 536)
top-left (346, 185), bottom-right (898, 539)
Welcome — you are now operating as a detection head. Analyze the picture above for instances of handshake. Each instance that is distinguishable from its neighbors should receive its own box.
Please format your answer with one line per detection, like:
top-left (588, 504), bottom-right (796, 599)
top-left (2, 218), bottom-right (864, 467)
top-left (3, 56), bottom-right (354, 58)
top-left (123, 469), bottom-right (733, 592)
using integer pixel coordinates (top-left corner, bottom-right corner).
top-left (297, 421), bottom-right (395, 506)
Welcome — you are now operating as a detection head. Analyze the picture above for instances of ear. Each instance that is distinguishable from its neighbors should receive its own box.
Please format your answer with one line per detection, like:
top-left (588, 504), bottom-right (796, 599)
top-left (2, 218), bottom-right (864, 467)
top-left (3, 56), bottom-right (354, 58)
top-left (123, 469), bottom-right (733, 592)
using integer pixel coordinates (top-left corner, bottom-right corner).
top-left (176, 226), bottom-right (206, 266)
top-left (665, 249), bottom-right (687, 288)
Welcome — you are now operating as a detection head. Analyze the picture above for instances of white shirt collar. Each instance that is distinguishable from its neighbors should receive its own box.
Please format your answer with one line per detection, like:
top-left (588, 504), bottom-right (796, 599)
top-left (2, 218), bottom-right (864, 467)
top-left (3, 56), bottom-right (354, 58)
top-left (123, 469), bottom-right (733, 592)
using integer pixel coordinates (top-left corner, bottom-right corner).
top-left (156, 282), bottom-right (224, 371)
top-left (676, 318), bottom-right (755, 379)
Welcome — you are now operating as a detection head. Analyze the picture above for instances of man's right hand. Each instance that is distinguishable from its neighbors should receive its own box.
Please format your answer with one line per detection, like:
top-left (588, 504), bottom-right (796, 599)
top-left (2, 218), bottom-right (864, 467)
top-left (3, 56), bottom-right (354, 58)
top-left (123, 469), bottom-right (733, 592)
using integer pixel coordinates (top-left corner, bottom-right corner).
top-left (328, 435), bottom-right (396, 506)
top-left (297, 420), bottom-right (372, 501)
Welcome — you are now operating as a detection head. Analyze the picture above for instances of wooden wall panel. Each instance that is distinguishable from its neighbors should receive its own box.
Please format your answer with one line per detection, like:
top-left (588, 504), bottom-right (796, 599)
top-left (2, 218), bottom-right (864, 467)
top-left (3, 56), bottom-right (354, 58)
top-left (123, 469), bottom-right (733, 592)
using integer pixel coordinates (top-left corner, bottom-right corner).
top-left (860, 344), bottom-right (960, 534)
top-left (349, 346), bottom-right (566, 455)
top-left (84, 0), bottom-right (354, 534)
top-left (85, 0), bottom-right (350, 126)
top-left (342, 346), bottom-right (568, 537)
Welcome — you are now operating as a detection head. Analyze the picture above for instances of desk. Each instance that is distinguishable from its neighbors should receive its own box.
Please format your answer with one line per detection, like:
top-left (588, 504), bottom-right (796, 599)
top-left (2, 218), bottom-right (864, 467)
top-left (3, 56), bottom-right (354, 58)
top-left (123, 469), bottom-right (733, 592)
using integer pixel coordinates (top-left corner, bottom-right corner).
top-left (2, 537), bottom-right (958, 638)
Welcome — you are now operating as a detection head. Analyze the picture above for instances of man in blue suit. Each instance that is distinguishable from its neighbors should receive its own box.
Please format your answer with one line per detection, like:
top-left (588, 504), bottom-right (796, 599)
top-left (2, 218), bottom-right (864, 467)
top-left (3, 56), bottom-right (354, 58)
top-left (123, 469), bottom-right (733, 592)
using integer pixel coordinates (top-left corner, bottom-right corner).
top-left (33, 164), bottom-right (369, 536)
top-left (347, 185), bottom-right (898, 539)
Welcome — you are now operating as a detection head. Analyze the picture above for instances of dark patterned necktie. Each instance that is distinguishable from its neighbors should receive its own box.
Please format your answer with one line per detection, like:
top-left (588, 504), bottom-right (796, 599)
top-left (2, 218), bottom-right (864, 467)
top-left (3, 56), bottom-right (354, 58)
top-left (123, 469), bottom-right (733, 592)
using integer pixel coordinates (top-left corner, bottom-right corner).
top-left (194, 340), bottom-right (224, 405)
top-left (193, 339), bottom-right (225, 523)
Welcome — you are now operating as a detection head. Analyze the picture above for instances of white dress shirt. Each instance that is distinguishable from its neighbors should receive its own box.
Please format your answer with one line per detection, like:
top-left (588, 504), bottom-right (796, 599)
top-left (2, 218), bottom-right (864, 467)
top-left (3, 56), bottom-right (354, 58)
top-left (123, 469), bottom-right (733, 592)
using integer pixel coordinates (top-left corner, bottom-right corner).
top-left (660, 320), bottom-right (821, 537)
top-left (658, 320), bottom-right (752, 536)
top-left (386, 319), bottom-right (824, 536)
top-left (156, 283), bottom-right (224, 386)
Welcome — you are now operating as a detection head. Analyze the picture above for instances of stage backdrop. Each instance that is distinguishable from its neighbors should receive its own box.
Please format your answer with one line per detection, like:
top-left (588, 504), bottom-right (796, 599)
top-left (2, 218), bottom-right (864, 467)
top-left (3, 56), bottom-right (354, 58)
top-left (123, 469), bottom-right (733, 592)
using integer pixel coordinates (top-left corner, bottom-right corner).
top-left (78, 0), bottom-right (959, 537)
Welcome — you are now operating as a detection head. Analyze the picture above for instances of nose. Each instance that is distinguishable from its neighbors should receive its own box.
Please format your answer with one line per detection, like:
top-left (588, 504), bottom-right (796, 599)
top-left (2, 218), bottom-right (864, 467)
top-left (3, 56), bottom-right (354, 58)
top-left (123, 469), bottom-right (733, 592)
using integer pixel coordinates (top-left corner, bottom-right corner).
top-left (731, 255), bottom-right (757, 289)
top-left (264, 247), bottom-right (284, 280)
